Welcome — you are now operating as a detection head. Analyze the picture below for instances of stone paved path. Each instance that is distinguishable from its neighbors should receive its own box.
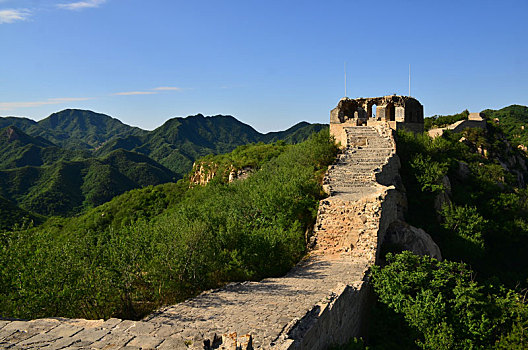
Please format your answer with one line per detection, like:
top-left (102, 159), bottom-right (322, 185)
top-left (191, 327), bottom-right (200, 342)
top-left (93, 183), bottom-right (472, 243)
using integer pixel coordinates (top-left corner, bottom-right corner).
top-left (0, 125), bottom-right (396, 350)
top-left (144, 256), bottom-right (369, 349)
top-left (0, 256), bottom-right (368, 350)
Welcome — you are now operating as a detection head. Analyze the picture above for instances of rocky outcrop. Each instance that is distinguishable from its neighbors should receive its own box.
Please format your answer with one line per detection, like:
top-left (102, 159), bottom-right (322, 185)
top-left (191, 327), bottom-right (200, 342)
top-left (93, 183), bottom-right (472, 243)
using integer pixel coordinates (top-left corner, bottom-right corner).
top-left (190, 162), bottom-right (254, 186)
top-left (456, 161), bottom-right (471, 180)
top-left (385, 220), bottom-right (442, 260)
top-left (3, 126), bottom-right (19, 142)
top-left (189, 162), bottom-right (218, 186)
top-left (228, 166), bottom-right (253, 182)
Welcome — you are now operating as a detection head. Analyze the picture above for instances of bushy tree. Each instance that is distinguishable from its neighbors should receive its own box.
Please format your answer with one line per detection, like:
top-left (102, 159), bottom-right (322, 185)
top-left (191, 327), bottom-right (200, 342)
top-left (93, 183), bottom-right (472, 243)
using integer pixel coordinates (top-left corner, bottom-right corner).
top-left (371, 252), bottom-right (527, 350)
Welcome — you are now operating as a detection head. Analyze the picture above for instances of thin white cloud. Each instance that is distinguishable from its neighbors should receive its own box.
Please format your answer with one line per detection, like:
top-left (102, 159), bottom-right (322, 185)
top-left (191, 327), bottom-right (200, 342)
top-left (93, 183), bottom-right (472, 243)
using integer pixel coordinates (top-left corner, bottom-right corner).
top-left (113, 91), bottom-right (158, 96)
top-left (154, 87), bottom-right (184, 91)
top-left (48, 97), bottom-right (93, 102)
top-left (57, 0), bottom-right (107, 11)
top-left (0, 9), bottom-right (31, 24)
top-left (0, 97), bottom-right (92, 110)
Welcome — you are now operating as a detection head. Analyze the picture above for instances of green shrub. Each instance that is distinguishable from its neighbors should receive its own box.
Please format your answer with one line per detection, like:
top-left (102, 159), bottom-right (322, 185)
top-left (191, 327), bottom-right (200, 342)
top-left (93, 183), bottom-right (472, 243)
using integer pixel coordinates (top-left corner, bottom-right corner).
top-left (371, 252), bottom-right (528, 350)
top-left (440, 204), bottom-right (486, 262)
top-left (410, 154), bottom-right (448, 193)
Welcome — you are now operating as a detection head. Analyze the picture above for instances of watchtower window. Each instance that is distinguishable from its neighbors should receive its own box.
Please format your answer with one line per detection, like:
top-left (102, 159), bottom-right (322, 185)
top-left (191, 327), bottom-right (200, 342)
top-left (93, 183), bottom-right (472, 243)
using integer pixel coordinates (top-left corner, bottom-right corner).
top-left (386, 103), bottom-right (395, 121)
top-left (368, 103), bottom-right (377, 120)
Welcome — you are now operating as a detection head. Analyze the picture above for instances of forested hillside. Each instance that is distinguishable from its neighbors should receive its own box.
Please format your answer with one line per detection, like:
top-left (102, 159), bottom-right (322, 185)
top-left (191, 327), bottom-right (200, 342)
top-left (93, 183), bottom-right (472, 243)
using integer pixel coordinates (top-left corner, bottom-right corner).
top-left (0, 126), bottom-right (89, 170)
top-left (95, 114), bottom-right (327, 176)
top-left (0, 143), bottom-right (175, 216)
top-left (0, 196), bottom-right (43, 231)
top-left (482, 105), bottom-right (528, 148)
top-left (0, 110), bottom-right (324, 223)
top-left (0, 130), bottom-right (338, 320)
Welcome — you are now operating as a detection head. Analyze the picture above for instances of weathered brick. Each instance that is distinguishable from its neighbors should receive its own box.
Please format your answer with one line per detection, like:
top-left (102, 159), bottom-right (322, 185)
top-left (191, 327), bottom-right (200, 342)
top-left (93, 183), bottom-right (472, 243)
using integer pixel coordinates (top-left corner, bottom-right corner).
top-left (156, 336), bottom-right (189, 349)
top-left (125, 321), bottom-right (157, 336)
top-left (70, 327), bottom-right (110, 343)
top-left (127, 335), bottom-right (163, 348)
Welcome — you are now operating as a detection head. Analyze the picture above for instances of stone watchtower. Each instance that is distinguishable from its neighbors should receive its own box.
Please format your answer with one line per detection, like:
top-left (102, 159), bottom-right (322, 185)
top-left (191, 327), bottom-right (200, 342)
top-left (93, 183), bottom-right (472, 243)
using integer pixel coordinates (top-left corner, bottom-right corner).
top-left (330, 95), bottom-right (424, 147)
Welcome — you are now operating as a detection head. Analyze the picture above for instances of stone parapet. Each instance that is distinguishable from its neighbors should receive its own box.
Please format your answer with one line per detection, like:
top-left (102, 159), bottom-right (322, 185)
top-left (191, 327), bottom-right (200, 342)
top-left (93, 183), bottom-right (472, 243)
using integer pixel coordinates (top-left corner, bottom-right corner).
top-left (428, 119), bottom-right (487, 138)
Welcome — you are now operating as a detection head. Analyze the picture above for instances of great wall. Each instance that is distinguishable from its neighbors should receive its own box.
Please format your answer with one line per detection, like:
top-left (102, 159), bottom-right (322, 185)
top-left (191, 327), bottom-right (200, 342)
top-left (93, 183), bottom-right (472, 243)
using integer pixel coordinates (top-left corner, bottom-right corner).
top-left (0, 96), bottom-right (437, 349)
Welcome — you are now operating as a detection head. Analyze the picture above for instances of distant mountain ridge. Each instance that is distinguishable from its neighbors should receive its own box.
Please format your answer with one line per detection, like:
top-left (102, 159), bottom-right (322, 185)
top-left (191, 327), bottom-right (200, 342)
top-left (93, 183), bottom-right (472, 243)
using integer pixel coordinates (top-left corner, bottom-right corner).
top-left (0, 126), bottom-right (90, 170)
top-left (0, 109), bottom-right (147, 150)
top-left (1, 110), bottom-right (327, 177)
top-left (96, 113), bottom-right (327, 175)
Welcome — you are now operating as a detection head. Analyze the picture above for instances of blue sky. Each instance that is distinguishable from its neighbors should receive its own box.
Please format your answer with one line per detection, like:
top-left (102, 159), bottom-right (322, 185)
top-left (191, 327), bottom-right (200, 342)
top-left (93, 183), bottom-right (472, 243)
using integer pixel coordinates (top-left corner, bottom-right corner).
top-left (1, 0), bottom-right (527, 132)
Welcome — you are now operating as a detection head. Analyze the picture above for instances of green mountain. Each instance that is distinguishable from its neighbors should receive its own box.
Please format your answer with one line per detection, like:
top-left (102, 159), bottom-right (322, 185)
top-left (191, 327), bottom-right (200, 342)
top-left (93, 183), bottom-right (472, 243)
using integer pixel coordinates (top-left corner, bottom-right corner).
top-left (260, 121), bottom-right (328, 144)
top-left (97, 114), bottom-right (327, 176)
top-left (0, 116), bottom-right (40, 130)
top-left (0, 109), bottom-right (147, 150)
top-left (37, 109), bottom-right (147, 149)
top-left (1, 110), bottom-right (326, 178)
top-left (0, 126), bottom-right (90, 170)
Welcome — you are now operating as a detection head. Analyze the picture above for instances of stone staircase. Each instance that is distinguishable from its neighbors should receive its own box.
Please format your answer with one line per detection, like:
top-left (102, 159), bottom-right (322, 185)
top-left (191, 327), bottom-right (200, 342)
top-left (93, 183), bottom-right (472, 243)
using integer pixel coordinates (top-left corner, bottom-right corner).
top-left (313, 126), bottom-right (396, 259)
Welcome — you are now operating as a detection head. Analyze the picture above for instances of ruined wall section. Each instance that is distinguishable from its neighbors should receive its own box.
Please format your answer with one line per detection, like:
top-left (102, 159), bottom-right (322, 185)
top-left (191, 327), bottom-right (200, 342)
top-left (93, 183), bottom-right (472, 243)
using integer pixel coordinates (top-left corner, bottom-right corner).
top-left (282, 124), bottom-right (403, 349)
top-left (428, 119), bottom-right (487, 138)
top-left (331, 96), bottom-right (424, 147)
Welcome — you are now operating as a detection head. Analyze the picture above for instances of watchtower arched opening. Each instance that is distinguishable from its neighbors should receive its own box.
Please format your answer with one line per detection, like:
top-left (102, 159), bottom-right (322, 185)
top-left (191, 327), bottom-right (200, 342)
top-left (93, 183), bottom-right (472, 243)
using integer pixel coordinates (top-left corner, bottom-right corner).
top-left (368, 103), bottom-right (378, 120)
top-left (385, 102), bottom-right (395, 121)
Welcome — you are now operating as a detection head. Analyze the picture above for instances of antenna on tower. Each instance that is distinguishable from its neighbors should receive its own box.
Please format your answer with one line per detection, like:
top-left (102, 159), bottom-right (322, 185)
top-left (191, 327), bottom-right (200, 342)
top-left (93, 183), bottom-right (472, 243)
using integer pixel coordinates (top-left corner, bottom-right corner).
top-left (344, 61), bottom-right (347, 98)
top-left (409, 64), bottom-right (411, 97)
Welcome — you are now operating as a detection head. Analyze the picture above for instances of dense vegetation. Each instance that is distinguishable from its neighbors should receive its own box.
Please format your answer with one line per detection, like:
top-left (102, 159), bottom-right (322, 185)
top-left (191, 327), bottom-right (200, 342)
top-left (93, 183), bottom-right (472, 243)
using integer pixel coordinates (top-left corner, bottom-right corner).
top-left (348, 109), bottom-right (528, 349)
top-left (482, 105), bottom-right (528, 148)
top-left (424, 109), bottom-right (469, 130)
top-left (190, 142), bottom-right (289, 184)
top-left (0, 144), bottom-right (176, 216)
top-left (0, 130), bottom-right (338, 320)
top-left (0, 196), bottom-right (43, 231)
top-left (397, 125), bottom-right (528, 284)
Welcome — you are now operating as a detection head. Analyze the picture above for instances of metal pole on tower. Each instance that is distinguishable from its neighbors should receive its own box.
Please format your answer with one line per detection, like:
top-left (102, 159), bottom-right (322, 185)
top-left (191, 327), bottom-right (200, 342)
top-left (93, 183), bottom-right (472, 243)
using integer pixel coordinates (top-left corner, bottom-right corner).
top-left (344, 62), bottom-right (347, 97)
top-left (409, 64), bottom-right (411, 97)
